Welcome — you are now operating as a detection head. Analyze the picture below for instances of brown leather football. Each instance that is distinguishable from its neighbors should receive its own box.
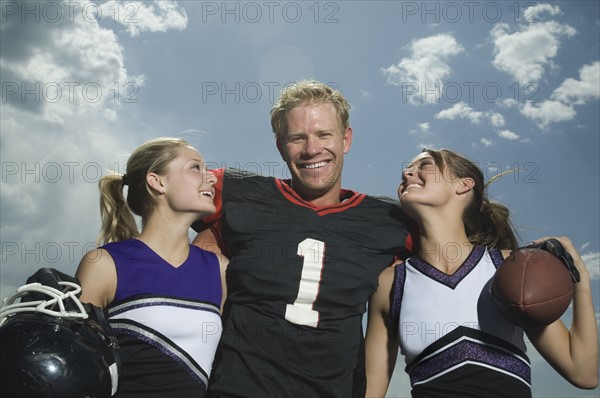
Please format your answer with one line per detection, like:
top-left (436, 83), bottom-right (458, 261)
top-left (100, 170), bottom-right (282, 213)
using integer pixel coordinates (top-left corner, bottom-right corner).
top-left (490, 248), bottom-right (574, 328)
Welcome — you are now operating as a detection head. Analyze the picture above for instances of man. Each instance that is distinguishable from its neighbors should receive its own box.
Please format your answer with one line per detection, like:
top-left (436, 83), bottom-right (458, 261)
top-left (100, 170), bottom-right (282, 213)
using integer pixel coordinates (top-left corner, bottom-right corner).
top-left (193, 80), bottom-right (410, 397)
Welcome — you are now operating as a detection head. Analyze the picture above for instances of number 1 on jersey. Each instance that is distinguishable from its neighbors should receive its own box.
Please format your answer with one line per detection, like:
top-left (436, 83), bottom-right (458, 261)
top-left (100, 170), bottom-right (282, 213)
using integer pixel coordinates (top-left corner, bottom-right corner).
top-left (285, 238), bottom-right (325, 328)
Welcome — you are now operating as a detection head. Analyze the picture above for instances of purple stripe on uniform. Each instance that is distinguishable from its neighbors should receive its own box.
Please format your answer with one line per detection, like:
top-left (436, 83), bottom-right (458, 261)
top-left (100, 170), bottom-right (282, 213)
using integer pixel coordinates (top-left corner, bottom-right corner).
top-left (410, 339), bottom-right (531, 386)
top-left (108, 297), bottom-right (220, 317)
top-left (488, 247), bottom-right (505, 269)
top-left (111, 321), bottom-right (208, 391)
top-left (409, 246), bottom-right (486, 289)
top-left (390, 263), bottom-right (406, 324)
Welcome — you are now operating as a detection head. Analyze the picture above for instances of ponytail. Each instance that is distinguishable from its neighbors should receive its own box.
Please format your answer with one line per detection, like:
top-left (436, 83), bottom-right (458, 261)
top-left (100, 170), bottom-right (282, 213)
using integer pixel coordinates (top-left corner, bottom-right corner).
top-left (468, 196), bottom-right (518, 251)
top-left (97, 174), bottom-right (138, 245)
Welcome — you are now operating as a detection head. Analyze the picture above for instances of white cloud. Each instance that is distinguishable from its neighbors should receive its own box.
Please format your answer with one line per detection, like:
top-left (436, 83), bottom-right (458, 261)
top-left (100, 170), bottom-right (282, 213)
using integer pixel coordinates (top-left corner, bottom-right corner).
top-left (522, 3), bottom-right (561, 22)
top-left (490, 20), bottom-right (576, 82)
top-left (434, 104), bottom-right (507, 130)
top-left (480, 138), bottom-right (494, 147)
top-left (499, 98), bottom-right (519, 108)
top-left (518, 61), bottom-right (599, 128)
top-left (581, 251), bottom-right (600, 280)
top-left (487, 112), bottom-right (506, 127)
top-left (520, 100), bottom-right (576, 128)
top-left (0, 0), bottom-right (185, 295)
top-left (551, 61), bottom-right (600, 105)
top-left (498, 130), bottom-right (520, 140)
top-left (490, 6), bottom-right (597, 131)
top-left (1, 2), bottom-right (146, 124)
top-left (100, 0), bottom-right (188, 37)
top-left (417, 122), bottom-right (430, 133)
top-left (381, 34), bottom-right (463, 104)
top-left (435, 102), bottom-right (483, 124)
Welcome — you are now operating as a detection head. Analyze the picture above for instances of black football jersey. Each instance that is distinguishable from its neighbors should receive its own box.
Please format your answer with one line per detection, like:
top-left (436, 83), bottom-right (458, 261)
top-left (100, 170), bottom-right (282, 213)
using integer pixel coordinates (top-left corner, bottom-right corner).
top-left (197, 169), bottom-right (410, 398)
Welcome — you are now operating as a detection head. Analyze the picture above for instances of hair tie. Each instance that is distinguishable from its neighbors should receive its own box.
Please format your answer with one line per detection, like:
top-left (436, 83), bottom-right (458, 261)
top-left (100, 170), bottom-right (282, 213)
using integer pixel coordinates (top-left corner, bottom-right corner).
top-left (122, 174), bottom-right (130, 186)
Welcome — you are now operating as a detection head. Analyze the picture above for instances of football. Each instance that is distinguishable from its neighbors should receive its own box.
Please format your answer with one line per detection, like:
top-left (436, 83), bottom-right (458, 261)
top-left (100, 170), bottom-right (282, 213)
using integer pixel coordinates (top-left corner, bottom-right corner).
top-left (490, 248), bottom-right (574, 328)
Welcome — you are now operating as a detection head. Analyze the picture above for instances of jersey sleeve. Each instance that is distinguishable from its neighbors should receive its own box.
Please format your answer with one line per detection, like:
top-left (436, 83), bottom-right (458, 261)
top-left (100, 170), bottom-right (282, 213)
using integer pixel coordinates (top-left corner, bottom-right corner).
top-left (377, 195), bottom-right (414, 259)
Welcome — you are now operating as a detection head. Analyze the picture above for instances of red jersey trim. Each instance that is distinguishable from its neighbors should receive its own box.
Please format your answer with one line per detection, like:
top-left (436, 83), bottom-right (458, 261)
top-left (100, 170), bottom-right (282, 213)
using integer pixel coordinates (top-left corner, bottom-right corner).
top-left (203, 168), bottom-right (225, 225)
top-left (274, 178), bottom-right (367, 216)
top-left (200, 169), bottom-right (226, 254)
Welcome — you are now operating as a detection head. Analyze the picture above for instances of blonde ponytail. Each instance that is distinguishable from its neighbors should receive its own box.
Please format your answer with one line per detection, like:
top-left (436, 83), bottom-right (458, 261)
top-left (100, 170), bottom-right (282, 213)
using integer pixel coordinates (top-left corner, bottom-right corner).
top-left (97, 174), bottom-right (138, 245)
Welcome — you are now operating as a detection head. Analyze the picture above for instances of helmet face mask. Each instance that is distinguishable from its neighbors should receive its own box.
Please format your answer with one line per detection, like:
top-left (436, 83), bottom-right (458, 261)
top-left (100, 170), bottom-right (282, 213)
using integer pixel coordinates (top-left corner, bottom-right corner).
top-left (1, 282), bottom-right (120, 398)
top-left (0, 281), bottom-right (88, 323)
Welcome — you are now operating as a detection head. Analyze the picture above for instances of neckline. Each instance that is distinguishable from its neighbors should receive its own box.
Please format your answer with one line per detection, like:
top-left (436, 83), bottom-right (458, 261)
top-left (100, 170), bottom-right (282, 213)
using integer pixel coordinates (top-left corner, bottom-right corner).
top-left (273, 178), bottom-right (366, 216)
top-left (133, 238), bottom-right (192, 269)
top-left (409, 246), bottom-right (486, 289)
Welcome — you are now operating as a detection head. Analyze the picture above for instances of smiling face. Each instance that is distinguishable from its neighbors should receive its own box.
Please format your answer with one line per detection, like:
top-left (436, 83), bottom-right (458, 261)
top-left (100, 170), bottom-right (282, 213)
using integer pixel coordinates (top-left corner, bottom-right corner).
top-left (398, 152), bottom-right (457, 217)
top-left (161, 146), bottom-right (217, 218)
top-left (278, 102), bottom-right (352, 206)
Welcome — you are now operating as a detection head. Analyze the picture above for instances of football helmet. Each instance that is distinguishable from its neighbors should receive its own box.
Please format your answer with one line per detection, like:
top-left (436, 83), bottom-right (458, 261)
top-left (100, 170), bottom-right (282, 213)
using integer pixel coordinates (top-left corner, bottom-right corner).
top-left (0, 273), bottom-right (120, 398)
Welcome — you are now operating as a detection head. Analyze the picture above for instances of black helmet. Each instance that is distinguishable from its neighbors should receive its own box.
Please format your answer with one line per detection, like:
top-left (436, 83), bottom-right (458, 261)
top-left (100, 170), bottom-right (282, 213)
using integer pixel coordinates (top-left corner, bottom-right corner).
top-left (0, 279), bottom-right (120, 398)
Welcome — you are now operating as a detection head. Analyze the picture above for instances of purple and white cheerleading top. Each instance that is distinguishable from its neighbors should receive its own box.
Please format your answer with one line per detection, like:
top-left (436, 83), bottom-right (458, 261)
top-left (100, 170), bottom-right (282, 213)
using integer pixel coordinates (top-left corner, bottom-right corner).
top-left (391, 246), bottom-right (531, 397)
top-left (102, 239), bottom-right (222, 396)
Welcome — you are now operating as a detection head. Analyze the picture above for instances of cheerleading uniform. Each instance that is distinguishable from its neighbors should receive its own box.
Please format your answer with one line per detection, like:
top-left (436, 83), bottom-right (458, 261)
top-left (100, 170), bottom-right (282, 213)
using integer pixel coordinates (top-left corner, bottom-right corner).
top-left (103, 239), bottom-right (222, 398)
top-left (391, 246), bottom-right (531, 398)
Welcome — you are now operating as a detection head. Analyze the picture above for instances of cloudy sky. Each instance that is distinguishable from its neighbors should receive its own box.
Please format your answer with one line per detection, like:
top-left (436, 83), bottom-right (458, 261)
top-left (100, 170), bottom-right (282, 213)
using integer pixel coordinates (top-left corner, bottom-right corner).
top-left (1, 1), bottom-right (598, 396)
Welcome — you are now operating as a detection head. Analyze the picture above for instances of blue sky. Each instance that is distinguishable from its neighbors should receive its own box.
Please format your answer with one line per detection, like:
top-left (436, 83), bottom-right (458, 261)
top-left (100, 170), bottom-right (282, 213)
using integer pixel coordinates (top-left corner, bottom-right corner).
top-left (1, 1), bottom-right (599, 396)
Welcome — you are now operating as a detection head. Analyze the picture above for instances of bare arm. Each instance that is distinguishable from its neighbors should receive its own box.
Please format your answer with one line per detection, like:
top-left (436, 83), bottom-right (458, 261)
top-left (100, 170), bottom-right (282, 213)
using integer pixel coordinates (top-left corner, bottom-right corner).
top-left (365, 265), bottom-right (399, 398)
top-left (75, 249), bottom-right (117, 308)
top-left (524, 237), bottom-right (599, 388)
top-left (216, 253), bottom-right (229, 311)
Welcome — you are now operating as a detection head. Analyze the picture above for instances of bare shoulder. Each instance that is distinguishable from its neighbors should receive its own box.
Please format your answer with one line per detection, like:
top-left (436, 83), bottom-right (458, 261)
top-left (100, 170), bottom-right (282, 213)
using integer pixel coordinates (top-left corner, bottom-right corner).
top-left (378, 263), bottom-right (398, 290)
top-left (371, 263), bottom-right (399, 315)
top-left (77, 248), bottom-right (115, 273)
top-left (76, 248), bottom-right (117, 308)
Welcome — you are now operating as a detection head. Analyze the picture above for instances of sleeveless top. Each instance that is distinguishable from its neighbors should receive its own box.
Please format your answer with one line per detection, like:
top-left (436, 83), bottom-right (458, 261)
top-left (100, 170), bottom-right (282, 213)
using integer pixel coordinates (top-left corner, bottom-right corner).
top-left (391, 246), bottom-right (531, 398)
top-left (103, 239), bottom-right (222, 397)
